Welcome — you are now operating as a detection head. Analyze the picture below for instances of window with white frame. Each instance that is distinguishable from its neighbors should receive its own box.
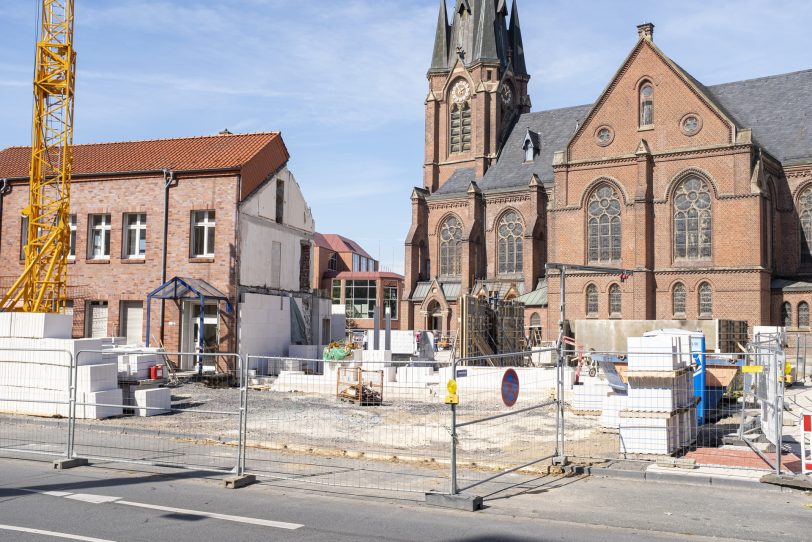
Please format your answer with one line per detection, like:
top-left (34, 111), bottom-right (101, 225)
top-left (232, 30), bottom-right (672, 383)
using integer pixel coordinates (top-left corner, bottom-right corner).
top-left (331, 280), bottom-right (342, 305)
top-left (124, 213), bottom-right (147, 259)
top-left (191, 210), bottom-right (215, 258)
top-left (88, 214), bottom-right (111, 259)
top-left (68, 214), bottom-right (76, 259)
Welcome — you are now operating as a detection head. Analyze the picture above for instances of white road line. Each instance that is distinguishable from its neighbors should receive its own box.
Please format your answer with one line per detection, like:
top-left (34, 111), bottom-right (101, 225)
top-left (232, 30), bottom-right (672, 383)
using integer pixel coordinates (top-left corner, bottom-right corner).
top-left (65, 493), bottom-right (121, 504)
top-left (0, 524), bottom-right (117, 542)
top-left (116, 500), bottom-right (304, 530)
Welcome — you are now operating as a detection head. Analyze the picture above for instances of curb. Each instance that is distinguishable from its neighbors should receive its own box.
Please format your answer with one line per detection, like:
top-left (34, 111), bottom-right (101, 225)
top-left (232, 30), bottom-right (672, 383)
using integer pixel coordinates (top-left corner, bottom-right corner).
top-left (582, 465), bottom-right (790, 492)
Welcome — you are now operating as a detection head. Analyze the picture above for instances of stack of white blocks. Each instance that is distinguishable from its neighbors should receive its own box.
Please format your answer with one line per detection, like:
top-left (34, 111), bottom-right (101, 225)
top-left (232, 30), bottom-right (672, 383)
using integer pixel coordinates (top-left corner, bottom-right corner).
top-left (620, 335), bottom-right (695, 455)
top-left (134, 388), bottom-right (171, 417)
top-left (572, 378), bottom-right (611, 411)
top-left (0, 313), bottom-right (122, 419)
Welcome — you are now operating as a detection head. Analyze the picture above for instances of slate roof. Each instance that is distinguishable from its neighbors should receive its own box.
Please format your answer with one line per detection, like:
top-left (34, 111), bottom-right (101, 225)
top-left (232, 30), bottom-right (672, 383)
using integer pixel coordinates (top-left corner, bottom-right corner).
top-left (478, 105), bottom-right (590, 192)
top-left (433, 69), bottom-right (812, 197)
top-left (706, 69), bottom-right (812, 164)
top-left (771, 278), bottom-right (812, 292)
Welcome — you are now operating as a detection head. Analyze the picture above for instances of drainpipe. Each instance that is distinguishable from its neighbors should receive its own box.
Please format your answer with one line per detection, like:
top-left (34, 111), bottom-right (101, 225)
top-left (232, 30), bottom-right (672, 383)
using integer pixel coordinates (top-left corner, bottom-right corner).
top-left (0, 179), bottom-right (8, 270)
top-left (234, 175), bottom-right (241, 360)
top-left (160, 169), bottom-right (176, 344)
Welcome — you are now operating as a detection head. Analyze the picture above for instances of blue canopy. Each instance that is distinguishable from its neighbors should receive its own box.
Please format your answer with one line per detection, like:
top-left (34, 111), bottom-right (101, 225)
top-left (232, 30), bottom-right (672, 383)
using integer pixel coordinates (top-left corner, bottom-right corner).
top-left (145, 277), bottom-right (232, 374)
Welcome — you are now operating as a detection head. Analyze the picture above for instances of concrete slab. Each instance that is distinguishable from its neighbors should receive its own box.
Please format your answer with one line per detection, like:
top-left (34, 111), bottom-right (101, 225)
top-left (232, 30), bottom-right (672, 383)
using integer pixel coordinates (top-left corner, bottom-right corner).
top-left (223, 474), bottom-right (256, 489)
top-left (53, 458), bottom-right (89, 470)
top-left (425, 491), bottom-right (483, 512)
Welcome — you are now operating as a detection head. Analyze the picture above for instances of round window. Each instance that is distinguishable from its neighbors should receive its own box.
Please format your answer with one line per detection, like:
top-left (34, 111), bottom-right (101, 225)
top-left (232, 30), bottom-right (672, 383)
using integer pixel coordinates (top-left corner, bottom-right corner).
top-left (595, 126), bottom-right (614, 147)
top-left (680, 113), bottom-right (703, 136)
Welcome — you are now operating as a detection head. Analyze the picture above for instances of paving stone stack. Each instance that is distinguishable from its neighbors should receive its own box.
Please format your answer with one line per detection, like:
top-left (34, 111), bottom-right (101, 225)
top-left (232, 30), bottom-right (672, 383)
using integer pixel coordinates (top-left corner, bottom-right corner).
top-left (0, 313), bottom-right (122, 419)
top-left (619, 335), bottom-right (697, 455)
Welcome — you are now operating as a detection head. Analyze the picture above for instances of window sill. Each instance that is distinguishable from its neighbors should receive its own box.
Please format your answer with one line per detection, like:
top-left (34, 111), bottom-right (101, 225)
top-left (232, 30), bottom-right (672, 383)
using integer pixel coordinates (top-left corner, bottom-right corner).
top-left (609, 313), bottom-right (622, 319)
top-left (638, 125), bottom-right (654, 132)
top-left (586, 315), bottom-right (598, 319)
top-left (86, 259), bottom-right (111, 265)
top-left (121, 258), bottom-right (146, 264)
top-left (67, 258), bottom-right (75, 265)
top-left (698, 315), bottom-right (712, 320)
top-left (673, 314), bottom-right (686, 320)
top-left (189, 257), bottom-right (215, 263)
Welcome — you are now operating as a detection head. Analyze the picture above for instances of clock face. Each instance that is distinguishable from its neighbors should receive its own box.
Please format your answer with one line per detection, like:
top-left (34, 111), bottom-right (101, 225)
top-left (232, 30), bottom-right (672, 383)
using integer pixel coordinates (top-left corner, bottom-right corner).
top-left (451, 80), bottom-right (471, 104)
top-left (501, 85), bottom-right (513, 107)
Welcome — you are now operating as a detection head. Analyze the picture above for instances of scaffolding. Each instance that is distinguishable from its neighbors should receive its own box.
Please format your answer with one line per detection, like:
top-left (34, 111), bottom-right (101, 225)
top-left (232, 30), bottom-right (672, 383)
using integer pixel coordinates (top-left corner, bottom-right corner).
top-left (457, 294), bottom-right (525, 364)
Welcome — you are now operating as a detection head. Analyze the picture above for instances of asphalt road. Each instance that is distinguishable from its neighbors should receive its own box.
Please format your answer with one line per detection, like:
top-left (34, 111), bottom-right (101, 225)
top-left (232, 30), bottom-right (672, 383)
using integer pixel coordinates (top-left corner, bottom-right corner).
top-left (0, 457), bottom-right (808, 542)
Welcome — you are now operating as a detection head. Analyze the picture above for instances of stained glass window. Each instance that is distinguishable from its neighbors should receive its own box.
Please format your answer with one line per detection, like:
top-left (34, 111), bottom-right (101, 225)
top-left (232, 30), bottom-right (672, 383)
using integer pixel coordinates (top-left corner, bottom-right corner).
top-left (439, 216), bottom-right (462, 276)
top-left (588, 185), bottom-right (621, 262)
top-left (586, 284), bottom-right (598, 316)
top-left (497, 211), bottom-right (524, 274)
top-left (674, 177), bottom-right (712, 259)
top-left (673, 283), bottom-right (686, 316)
top-left (698, 282), bottom-right (712, 317)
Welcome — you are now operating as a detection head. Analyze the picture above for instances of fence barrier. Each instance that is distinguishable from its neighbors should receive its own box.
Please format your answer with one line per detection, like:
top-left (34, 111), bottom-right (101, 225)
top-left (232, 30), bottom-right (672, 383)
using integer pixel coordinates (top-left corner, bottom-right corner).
top-left (0, 338), bottom-right (807, 498)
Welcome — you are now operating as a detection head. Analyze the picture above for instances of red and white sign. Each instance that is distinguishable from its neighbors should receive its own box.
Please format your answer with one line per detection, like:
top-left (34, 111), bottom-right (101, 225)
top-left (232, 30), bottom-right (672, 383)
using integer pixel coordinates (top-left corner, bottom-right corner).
top-left (802, 411), bottom-right (812, 476)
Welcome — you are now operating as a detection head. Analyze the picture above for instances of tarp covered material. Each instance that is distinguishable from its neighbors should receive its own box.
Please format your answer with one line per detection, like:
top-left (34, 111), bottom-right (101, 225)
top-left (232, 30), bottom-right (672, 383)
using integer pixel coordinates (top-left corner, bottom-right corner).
top-left (289, 297), bottom-right (307, 345)
top-left (323, 346), bottom-right (351, 360)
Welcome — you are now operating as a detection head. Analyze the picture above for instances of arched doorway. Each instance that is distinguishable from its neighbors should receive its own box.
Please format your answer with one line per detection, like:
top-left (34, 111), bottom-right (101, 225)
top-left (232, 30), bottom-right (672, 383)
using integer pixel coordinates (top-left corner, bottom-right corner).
top-left (427, 300), bottom-right (443, 335)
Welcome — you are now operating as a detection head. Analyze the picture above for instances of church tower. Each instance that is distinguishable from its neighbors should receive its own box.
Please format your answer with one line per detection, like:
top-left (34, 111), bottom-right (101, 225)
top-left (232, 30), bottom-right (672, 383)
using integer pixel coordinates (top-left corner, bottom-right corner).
top-left (424, 0), bottom-right (531, 193)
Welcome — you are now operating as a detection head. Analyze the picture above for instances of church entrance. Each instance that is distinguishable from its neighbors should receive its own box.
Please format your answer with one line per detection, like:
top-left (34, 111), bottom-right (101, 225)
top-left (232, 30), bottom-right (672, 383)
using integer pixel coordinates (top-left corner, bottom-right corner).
top-left (427, 300), bottom-right (444, 335)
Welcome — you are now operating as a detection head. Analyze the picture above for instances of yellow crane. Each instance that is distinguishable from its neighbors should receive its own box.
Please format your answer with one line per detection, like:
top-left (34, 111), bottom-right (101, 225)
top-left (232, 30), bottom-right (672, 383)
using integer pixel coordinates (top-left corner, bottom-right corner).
top-left (1, 0), bottom-right (75, 313)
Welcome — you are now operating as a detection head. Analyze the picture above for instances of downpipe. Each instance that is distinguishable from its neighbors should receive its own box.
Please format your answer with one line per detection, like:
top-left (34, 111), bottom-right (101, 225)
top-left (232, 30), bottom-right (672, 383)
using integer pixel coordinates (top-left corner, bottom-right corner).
top-left (160, 169), bottom-right (176, 343)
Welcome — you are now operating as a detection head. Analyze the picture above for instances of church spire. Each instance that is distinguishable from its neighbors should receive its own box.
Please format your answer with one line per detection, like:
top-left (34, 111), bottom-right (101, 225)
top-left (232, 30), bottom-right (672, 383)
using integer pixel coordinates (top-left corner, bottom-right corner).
top-left (473, 0), bottom-right (502, 64)
top-left (508, 0), bottom-right (527, 75)
top-left (430, 0), bottom-right (450, 72)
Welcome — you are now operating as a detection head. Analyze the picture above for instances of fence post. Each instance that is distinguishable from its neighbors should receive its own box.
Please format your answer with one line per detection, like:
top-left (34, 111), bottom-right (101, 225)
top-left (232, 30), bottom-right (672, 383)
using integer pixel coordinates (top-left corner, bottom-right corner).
top-left (238, 354), bottom-right (247, 476)
top-left (450, 356), bottom-right (458, 495)
top-left (67, 350), bottom-right (79, 459)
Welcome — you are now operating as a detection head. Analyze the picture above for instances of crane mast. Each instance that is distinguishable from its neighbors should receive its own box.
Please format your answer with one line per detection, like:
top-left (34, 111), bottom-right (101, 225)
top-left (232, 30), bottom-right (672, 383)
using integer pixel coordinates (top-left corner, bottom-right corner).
top-left (1, 0), bottom-right (75, 313)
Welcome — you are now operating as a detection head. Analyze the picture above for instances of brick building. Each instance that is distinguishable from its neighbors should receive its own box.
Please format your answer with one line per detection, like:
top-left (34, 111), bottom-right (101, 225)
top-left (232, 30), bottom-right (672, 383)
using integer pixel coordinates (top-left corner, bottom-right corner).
top-left (0, 132), bottom-right (330, 365)
top-left (312, 233), bottom-right (404, 331)
top-left (403, 0), bottom-right (812, 340)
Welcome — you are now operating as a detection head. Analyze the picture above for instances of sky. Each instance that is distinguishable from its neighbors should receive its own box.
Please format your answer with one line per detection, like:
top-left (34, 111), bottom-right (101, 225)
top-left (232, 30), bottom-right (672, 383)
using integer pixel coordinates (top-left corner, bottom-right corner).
top-left (0, 0), bottom-right (810, 274)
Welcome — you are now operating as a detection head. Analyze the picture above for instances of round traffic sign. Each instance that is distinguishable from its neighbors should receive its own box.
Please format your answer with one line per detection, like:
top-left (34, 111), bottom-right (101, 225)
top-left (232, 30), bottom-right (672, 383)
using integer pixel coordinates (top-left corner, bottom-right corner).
top-left (501, 368), bottom-right (519, 407)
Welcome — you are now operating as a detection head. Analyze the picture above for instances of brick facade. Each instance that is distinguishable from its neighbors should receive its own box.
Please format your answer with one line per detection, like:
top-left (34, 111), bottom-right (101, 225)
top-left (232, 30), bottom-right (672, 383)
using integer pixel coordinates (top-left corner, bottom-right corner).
top-left (404, 7), bottom-right (812, 340)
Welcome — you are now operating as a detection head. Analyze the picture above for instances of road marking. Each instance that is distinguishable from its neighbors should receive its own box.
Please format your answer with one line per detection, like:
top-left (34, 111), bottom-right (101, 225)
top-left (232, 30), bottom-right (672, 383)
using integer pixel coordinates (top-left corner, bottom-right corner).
top-left (116, 500), bottom-right (303, 530)
top-left (23, 489), bottom-right (303, 531)
top-left (66, 493), bottom-right (121, 504)
top-left (0, 524), bottom-right (117, 542)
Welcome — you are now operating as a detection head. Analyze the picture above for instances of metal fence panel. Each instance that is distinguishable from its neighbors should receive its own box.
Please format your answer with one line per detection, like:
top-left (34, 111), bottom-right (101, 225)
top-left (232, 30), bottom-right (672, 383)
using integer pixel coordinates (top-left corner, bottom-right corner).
top-left (243, 356), bottom-right (451, 495)
top-left (69, 350), bottom-right (245, 474)
top-left (0, 348), bottom-right (73, 460)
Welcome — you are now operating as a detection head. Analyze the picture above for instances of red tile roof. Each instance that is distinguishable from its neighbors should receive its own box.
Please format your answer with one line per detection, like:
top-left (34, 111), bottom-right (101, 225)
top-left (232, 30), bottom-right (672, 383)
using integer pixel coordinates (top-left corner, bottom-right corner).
top-left (313, 232), bottom-right (374, 260)
top-left (0, 132), bottom-right (289, 200)
top-left (331, 271), bottom-right (404, 281)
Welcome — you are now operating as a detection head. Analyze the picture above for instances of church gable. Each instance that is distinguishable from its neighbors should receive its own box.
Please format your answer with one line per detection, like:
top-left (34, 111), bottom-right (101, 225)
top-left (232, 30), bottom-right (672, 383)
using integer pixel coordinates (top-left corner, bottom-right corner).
top-left (567, 29), bottom-right (736, 163)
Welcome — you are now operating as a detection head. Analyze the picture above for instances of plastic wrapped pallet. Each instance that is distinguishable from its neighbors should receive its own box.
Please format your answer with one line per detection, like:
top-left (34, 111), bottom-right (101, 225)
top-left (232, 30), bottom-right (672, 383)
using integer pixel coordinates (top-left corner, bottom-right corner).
top-left (619, 411), bottom-right (681, 455)
top-left (10, 313), bottom-right (72, 339)
top-left (627, 336), bottom-right (680, 371)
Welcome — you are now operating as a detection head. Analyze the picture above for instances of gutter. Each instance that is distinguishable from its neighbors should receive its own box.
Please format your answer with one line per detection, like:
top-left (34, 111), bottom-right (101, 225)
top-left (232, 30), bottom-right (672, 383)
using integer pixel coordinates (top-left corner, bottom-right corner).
top-left (0, 166), bottom-right (242, 184)
top-left (160, 169), bottom-right (177, 344)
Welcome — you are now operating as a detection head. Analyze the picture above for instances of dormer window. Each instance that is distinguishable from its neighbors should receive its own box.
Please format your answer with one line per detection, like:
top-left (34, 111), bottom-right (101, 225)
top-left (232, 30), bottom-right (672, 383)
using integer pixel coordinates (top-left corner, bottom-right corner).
top-left (640, 82), bottom-right (654, 127)
top-left (523, 129), bottom-right (539, 163)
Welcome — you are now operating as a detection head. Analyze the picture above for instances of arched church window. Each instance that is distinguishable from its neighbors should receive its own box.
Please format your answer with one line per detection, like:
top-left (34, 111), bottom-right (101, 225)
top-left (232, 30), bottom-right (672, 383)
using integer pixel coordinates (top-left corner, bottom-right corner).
top-left (530, 313), bottom-right (541, 327)
top-left (674, 177), bottom-right (712, 259)
top-left (640, 82), bottom-right (654, 126)
top-left (450, 80), bottom-right (472, 154)
top-left (497, 210), bottom-right (523, 274)
top-left (586, 284), bottom-right (598, 317)
top-left (609, 284), bottom-right (621, 315)
top-left (439, 216), bottom-right (462, 277)
top-left (588, 184), bottom-right (621, 262)
top-left (673, 283), bottom-right (686, 317)
top-left (782, 302), bottom-right (793, 328)
top-left (798, 302), bottom-right (810, 328)
top-left (698, 282), bottom-right (713, 318)
top-left (798, 186), bottom-right (812, 263)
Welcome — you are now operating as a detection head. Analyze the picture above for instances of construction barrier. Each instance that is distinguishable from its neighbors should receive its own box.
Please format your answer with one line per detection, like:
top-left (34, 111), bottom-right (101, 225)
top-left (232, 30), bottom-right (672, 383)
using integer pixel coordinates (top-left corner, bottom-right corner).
top-left (802, 411), bottom-right (811, 476)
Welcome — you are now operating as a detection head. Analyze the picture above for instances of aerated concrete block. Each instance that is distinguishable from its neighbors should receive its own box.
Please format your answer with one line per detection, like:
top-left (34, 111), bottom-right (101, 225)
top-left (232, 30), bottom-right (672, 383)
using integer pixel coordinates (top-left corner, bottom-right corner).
top-left (79, 389), bottom-right (123, 419)
top-left (11, 313), bottom-right (72, 339)
top-left (76, 363), bottom-right (118, 393)
top-left (0, 313), bottom-right (12, 337)
top-left (134, 387), bottom-right (171, 416)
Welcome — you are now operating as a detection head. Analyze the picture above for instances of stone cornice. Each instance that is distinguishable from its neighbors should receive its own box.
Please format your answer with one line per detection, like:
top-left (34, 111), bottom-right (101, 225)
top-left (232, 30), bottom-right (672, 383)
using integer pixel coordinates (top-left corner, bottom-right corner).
top-left (556, 143), bottom-right (754, 172)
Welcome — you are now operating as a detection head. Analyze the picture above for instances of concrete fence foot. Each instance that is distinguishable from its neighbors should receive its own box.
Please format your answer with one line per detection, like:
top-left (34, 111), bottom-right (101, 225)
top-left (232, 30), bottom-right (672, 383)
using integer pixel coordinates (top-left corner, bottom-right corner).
top-left (425, 492), bottom-right (483, 511)
top-left (224, 474), bottom-right (256, 489)
top-left (53, 458), bottom-right (88, 470)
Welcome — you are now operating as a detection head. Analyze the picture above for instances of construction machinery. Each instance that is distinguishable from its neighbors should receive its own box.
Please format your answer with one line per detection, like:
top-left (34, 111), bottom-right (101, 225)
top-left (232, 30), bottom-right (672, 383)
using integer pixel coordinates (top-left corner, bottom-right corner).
top-left (0, 0), bottom-right (76, 313)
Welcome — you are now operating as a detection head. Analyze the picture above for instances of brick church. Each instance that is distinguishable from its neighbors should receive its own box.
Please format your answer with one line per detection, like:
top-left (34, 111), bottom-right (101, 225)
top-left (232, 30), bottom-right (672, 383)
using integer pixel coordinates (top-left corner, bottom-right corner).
top-left (401, 0), bottom-right (812, 340)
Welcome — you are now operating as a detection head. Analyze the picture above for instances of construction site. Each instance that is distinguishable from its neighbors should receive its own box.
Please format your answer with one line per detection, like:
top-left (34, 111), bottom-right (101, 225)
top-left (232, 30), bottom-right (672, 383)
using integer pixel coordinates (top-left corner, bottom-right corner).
top-left (1, 0), bottom-right (811, 523)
